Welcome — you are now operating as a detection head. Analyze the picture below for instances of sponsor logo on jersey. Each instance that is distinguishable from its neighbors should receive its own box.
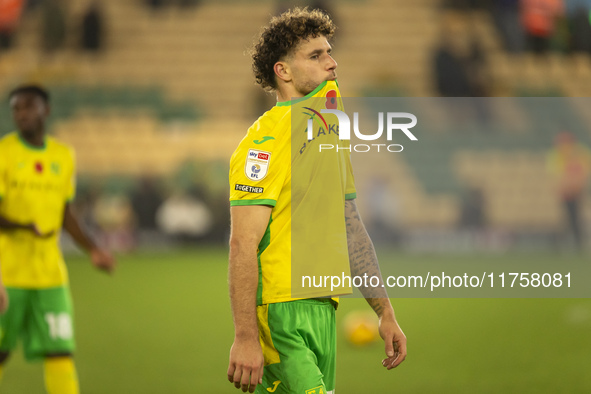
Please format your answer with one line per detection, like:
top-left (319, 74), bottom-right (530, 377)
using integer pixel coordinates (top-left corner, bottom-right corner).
top-left (245, 149), bottom-right (271, 181)
top-left (303, 106), bottom-right (329, 132)
top-left (254, 136), bottom-right (275, 145)
top-left (8, 179), bottom-right (62, 193)
top-left (235, 184), bottom-right (264, 193)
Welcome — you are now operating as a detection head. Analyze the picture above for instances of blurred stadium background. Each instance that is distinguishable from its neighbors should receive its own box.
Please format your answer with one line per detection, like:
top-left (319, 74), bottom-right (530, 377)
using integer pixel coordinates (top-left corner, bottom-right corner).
top-left (1, 0), bottom-right (590, 393)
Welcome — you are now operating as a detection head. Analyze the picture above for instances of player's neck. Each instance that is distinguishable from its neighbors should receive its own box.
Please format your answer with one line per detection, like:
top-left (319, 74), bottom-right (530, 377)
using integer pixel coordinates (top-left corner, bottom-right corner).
top-left (19, 129), bottom-right (45, 147)
top-left (276, 84), bottom-right (302, 103)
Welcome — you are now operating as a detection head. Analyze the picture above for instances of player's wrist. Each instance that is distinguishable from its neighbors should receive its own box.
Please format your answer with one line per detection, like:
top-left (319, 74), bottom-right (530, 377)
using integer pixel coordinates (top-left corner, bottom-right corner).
top-left (87, 242), bottom-right (101, 255)
top-left (234, 328), bottom-right (260, 341)
top-left (377, 305), bottom-right (395, 321)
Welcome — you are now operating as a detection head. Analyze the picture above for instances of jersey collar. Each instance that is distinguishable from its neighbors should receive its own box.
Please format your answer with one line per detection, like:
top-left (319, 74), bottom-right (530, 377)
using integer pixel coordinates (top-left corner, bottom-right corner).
top-left (17, 131), bottom-right (47, 151)
top-left (276, 80), bottom-right (338, 107)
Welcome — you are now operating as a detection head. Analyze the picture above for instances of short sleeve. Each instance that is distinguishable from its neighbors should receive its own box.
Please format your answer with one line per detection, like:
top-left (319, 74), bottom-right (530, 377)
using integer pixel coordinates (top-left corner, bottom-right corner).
top-left (65, 147), bottom-right (76, 202)
top-left (229, 138), bottom-right (288, 207)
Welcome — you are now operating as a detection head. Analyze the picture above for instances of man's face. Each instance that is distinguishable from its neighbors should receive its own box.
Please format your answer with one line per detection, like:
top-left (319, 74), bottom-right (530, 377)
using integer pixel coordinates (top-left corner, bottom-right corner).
top-left (9, 93), bottom-right (49, 135)
top-left (284, 35), bottom-right (337, 96)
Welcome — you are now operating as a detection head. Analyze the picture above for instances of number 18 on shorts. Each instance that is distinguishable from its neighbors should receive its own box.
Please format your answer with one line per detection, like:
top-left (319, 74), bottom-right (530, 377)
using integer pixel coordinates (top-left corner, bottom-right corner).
top-left (0, 286), bottom-right (75, 361)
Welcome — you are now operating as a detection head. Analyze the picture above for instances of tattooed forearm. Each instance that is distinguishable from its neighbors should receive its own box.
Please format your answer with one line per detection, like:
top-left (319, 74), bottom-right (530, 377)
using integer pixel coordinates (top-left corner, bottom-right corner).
top-left (367, 297), bottom-right (385, 317)
top-left (345, 199), bottom-right (383, 285)
top-left (345, 199), bottom-right (393, 317)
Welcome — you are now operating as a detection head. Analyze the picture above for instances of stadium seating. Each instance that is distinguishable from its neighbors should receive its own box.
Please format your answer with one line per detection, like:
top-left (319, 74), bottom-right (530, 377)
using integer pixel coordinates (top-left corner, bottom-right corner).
top-left (1, 0), bottom-right (589, 232)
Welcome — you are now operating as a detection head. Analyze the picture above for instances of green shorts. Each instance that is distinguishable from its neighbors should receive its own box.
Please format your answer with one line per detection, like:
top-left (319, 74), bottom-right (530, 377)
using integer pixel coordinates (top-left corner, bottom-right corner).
top-left (0, 286), bottom-right (75, 361)
top-left (256, 298), bottom-right (336, 394)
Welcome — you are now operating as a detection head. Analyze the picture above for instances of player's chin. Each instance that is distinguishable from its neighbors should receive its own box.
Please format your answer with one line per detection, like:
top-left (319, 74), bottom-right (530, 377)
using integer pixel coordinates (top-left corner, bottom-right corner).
top-left (17, 124), bottom-right (35, 134)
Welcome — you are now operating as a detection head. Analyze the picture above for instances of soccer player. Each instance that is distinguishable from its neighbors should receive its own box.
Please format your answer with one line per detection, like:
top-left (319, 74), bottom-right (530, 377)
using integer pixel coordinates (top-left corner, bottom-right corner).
top-left (227, 8), bottom-right (406, 393)
top-left (0, 85), bottom-right (116, 394)
top-left (547, 131), bottom-right (591, 251)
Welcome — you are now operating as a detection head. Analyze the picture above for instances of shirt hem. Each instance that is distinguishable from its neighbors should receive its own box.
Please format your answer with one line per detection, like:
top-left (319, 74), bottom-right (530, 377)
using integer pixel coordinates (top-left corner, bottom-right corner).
top-left (3, 282), bottom-right (69, 289)
top-left (259, 291), bottom-right (352, 306)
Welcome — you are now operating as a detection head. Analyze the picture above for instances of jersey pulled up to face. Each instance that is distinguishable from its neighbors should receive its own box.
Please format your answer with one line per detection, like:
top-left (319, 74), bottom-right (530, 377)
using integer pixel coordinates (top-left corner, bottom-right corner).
top-left (229, 80), bottom-right (356, 305)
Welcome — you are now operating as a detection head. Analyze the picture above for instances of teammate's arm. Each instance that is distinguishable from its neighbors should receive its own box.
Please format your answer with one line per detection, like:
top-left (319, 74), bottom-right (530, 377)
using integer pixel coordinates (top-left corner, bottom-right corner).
top-left (0, 215), bottom-right (53, 237)
top-left (227, 205), bottom-right (270, 393)
top-left (62, 203), bottom-right (115, 274)
top-left (345, 199), bottom-right (407, 370)
top-left (0, 215), bottom-right (31, 230)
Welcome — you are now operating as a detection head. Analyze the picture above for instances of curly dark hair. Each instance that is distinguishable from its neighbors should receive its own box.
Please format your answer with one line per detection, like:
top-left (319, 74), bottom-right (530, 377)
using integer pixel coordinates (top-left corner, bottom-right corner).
top-left (250, 7), bottom-right (336, 91)
top-left (8, 85), bottom-right (50, 103)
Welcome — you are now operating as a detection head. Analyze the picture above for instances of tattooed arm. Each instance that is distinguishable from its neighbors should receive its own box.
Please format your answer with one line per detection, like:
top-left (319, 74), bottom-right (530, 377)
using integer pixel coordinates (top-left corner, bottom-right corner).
top-left (345, 199), bottom-right (407, 369)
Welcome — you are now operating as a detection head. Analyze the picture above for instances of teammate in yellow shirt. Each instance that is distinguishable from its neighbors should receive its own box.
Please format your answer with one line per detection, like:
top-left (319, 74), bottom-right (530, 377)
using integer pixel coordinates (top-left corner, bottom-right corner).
top-left (0, 85), bottom-right (116, 394)
top-left (227, 8), bottom-right (406, 394)
top-left (547, 131), bottom-right (591, 251)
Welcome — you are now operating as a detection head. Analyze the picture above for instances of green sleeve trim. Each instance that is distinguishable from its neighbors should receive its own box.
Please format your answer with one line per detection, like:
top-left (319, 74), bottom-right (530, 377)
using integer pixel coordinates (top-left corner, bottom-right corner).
top-left (256, 215), bottom-right (273, 306)
top-left (230, 199), bottom-right (277, 207)
top-left (345, 192), bottom-right (357, 200)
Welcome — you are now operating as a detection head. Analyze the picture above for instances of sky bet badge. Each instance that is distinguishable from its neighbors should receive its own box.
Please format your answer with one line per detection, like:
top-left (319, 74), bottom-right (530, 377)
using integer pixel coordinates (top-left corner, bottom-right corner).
top-left (245, 149), bottom-right (271, 181)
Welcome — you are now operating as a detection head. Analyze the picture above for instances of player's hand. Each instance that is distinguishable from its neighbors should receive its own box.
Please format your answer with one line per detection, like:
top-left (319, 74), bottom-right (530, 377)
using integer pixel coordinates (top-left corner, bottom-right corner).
top-left (0, 284), bottom-right (9, 314)
top-left (27, 223), bottom-right (55, 238)
top-left (227, 337), bottom-right (264, 393)
top-left (379, 315), bottom-right (407, 370)
top-left (90, 247), bottom-right (116, 274)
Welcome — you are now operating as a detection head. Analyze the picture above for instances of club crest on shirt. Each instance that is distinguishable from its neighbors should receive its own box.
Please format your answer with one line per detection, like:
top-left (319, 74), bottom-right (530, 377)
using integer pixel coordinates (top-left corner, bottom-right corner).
top-left (51, 162), bottom-right (60, 175)
top-left (245, 149), bottom-right (271, 181)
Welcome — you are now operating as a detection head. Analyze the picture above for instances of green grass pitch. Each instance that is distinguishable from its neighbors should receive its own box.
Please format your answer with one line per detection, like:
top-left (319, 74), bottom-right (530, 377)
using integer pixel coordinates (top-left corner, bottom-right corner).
top-left (1, 247), bottom-right (589, 393)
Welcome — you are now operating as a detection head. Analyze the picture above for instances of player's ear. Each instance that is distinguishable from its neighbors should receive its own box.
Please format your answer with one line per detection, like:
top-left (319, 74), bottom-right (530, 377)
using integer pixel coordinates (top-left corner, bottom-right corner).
top-left (273, 61), bottom-right (291, 84)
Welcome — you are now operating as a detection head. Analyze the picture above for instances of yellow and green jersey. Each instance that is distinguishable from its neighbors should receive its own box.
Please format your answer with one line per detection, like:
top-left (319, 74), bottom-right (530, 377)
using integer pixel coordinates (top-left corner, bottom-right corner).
top-left (0, 132), bottom-right (75, 288)
top-left (229, 80), bottom-right (356, 305)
